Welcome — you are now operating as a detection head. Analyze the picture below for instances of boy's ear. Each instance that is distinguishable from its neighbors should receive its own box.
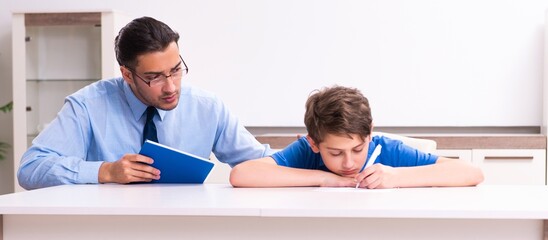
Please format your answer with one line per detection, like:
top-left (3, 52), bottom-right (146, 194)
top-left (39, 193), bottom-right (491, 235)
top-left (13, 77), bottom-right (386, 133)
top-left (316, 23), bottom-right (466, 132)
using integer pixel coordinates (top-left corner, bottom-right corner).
top-left (306, 135), bottom-right (320, 153)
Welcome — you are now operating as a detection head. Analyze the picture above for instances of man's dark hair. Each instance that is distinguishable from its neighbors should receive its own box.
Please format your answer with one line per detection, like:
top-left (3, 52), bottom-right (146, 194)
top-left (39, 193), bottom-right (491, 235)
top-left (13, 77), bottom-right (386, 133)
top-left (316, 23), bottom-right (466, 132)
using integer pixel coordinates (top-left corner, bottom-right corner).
top-left (115, 16), bottom-right (180, 69)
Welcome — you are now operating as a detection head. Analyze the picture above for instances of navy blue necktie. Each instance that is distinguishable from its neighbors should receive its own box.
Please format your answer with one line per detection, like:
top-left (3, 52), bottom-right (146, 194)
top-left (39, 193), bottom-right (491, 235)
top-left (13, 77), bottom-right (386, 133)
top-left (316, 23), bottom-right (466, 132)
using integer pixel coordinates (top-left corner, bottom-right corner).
top-left (143, 106), bottom-right (158, 144)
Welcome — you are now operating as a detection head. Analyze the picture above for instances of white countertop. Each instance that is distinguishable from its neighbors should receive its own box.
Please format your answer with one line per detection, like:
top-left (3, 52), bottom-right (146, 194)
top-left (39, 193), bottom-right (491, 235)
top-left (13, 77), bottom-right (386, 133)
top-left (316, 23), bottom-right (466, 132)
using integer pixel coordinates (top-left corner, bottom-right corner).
top-left (1, 184), bottom-right (547, 219)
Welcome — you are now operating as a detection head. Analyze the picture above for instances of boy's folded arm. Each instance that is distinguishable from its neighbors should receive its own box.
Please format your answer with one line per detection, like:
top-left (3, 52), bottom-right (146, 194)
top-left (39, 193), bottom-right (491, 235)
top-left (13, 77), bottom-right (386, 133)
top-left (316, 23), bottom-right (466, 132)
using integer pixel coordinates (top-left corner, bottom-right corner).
top-left (229, 157), bottom-right (355, 187)
top-left (432, 157), bottom-right (484, 186)
top-left (393, 157), bottom-right (484, 188)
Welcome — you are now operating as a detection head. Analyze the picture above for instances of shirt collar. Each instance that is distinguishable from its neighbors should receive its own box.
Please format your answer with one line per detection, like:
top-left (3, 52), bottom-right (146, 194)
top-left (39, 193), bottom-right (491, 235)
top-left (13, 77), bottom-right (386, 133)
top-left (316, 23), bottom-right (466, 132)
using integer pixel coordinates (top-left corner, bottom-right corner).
top-left (123, 81), bottom-right (167, 121)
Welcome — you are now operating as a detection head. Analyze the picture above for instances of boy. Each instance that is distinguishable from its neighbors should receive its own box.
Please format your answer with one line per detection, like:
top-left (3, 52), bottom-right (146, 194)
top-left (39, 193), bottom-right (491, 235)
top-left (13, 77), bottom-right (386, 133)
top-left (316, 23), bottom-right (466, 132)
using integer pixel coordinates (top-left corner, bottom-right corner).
top-left (230, 86), bottom-right (484, 188)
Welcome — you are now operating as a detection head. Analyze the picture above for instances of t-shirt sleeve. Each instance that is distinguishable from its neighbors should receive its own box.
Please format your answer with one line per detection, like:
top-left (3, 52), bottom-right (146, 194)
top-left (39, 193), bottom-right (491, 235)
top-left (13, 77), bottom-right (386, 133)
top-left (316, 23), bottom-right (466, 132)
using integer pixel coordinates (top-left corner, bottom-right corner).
top-left (271, 136), bottom-right (321, 169)
top-left (376, 136), bottom-right (438, 167)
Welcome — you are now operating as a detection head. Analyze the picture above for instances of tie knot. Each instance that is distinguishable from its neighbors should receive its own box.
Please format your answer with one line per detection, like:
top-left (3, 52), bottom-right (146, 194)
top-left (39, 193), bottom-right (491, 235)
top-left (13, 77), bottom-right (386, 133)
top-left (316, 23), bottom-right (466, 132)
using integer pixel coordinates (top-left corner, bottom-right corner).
top-left (146, 107), bottom-right (157, 121)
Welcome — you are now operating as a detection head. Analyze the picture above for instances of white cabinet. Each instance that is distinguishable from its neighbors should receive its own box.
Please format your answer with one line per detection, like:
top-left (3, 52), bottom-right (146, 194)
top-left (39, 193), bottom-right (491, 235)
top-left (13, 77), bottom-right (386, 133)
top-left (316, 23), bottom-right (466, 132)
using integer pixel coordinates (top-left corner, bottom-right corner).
top-left (435, 149), bottom-right (546, 185)
top-left (473, 149), bottom-right (545, 185)
top-left (433, 149), bottom-right (472, 163)
top-left (12, 11), bottom-right (129, 191)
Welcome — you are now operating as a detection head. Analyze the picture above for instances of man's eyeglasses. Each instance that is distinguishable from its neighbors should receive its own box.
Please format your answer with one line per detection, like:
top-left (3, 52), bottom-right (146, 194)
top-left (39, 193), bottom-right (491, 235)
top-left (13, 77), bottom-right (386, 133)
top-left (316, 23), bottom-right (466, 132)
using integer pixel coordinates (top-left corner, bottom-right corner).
top-left (127, 55), bottom-right (188, 87)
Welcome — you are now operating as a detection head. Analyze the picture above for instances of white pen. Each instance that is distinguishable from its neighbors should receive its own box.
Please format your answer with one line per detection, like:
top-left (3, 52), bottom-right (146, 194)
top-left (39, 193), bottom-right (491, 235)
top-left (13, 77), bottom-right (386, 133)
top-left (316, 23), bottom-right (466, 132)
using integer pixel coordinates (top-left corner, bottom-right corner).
top-left (355, 144), bottom-right (382, 188)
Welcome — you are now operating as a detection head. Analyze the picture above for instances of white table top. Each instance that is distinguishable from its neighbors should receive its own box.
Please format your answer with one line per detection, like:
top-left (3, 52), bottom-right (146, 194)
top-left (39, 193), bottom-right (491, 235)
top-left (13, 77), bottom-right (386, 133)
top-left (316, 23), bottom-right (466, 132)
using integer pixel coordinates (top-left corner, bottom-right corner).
top-left (0, 184), bottom-right (547, 219)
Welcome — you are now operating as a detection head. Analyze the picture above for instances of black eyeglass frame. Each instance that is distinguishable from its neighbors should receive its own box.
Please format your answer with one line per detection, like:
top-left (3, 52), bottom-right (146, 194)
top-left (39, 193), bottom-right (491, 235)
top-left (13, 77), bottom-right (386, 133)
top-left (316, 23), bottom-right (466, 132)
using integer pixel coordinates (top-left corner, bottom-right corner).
top-left (126, 55), bottom-right (188, 87)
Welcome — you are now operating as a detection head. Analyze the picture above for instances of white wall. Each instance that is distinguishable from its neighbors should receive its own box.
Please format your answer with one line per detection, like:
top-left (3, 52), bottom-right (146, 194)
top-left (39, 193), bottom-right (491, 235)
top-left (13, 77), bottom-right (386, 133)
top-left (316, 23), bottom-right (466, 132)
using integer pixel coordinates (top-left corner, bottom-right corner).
top-left (1, 0), bottom-right (548, 192)
top-left (5, 0), bottom-right (548, 127)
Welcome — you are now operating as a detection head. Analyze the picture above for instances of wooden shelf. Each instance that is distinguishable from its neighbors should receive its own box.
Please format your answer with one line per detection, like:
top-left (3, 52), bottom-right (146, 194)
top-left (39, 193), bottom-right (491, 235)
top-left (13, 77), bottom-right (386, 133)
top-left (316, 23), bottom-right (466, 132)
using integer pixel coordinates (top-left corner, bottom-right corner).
top-left (416, 135), bottom-right (546, 149)
top-left (256, 135), bottom-right (547, 150)
top-left (25, 12), bottom-right (101, 26)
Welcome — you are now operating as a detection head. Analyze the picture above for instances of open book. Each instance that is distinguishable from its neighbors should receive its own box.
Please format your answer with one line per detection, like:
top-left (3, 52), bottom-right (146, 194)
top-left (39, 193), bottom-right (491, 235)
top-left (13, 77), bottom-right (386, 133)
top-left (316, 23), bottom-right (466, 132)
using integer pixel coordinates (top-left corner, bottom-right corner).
top-left (139, 140), bottom-right (215, 183)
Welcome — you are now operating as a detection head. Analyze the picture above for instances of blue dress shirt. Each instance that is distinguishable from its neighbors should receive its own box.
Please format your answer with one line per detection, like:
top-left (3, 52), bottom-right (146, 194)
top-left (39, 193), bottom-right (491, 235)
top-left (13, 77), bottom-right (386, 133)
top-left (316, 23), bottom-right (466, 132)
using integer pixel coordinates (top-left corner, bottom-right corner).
top-left (18, 77), bottom-right (271, 190)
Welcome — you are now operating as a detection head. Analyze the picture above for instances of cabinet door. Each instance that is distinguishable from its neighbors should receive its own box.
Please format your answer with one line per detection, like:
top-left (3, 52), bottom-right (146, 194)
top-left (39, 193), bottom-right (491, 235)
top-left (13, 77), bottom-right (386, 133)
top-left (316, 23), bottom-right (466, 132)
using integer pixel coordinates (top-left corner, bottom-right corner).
top-left (472, 149), bottom-right (545, 185)
top-left (433, 149), bottom-right (472, 162)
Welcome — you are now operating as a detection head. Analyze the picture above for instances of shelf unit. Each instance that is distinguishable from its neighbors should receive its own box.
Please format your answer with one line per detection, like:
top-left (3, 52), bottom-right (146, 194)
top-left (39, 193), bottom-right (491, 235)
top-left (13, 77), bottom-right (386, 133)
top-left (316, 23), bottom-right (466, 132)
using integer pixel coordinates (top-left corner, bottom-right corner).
top-left (12, 11), bottom-right (129, 192)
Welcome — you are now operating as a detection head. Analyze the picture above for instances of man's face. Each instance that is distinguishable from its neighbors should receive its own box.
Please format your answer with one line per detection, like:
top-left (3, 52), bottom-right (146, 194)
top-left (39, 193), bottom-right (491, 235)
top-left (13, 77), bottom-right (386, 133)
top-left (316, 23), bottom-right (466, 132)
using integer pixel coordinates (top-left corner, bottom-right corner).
top-left (122, 42), bottom-right (183, 110)
top-left (308, 133), bottom-right (370, 177)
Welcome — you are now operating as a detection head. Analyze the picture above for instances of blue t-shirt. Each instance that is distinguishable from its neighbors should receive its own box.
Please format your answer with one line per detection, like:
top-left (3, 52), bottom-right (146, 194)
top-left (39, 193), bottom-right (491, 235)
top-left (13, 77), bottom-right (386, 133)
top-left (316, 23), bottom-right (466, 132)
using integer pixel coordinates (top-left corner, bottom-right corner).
top-left (271, 135), bottom-right (438, 172)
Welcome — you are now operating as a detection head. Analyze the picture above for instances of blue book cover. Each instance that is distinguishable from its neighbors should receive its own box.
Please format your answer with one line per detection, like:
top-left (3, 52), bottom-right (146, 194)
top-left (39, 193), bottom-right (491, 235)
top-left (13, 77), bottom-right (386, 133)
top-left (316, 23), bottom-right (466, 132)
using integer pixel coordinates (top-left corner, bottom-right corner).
top-left (139, 140), bottom-right (215, 183)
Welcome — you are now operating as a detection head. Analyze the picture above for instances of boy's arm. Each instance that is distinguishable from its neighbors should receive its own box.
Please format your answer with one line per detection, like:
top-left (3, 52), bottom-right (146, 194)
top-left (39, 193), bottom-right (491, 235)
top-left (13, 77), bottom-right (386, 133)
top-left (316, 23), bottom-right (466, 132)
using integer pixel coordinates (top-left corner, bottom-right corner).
top-left (357, 157), bottom-right (484, 189)
top-left (229, 157), bottom-right (356, 187)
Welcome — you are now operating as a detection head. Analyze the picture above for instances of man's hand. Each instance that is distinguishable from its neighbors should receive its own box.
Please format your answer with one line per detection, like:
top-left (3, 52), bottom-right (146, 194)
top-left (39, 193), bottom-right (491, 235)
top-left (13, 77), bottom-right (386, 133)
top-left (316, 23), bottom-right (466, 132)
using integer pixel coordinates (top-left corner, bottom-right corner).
top-left (99, 154), bottom-right (161, 184)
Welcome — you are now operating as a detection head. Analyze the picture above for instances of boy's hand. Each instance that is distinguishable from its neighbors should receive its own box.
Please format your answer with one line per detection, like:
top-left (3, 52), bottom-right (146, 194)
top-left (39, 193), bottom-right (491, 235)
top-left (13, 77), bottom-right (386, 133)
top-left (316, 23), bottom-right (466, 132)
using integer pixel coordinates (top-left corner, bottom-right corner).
top-left (355, 164), bottom-right (399, 189)
top-left (320, 171), bottom-right (356, 187)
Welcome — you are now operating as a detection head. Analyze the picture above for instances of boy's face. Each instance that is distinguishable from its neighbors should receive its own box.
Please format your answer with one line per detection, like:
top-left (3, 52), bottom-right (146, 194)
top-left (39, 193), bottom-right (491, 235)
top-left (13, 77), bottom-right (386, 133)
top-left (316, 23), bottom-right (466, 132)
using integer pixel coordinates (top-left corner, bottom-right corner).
top-left (308, 133), bottom-right (371, 177)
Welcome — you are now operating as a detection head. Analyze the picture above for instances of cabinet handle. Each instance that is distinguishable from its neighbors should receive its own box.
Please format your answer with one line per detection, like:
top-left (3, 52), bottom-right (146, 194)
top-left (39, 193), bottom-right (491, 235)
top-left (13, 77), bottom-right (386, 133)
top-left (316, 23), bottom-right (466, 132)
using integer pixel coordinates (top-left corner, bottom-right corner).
top-left (483, 156), bottom-right (534, 160)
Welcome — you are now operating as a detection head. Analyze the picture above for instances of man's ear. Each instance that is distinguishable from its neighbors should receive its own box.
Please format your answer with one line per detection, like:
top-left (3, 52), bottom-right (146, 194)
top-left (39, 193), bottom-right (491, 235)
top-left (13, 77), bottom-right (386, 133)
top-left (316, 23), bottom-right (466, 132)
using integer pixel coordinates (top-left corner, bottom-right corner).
top-left (306, 135), bottom-right (320, 153)
top-left (120, 66), bottom-right (134, 84)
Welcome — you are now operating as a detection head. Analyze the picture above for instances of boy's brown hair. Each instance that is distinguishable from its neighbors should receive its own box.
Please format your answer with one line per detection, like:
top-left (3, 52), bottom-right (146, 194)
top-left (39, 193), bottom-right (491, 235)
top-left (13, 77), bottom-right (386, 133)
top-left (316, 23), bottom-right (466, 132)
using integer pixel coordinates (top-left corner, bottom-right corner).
top-left (304, 85), bottom-right (373, 144)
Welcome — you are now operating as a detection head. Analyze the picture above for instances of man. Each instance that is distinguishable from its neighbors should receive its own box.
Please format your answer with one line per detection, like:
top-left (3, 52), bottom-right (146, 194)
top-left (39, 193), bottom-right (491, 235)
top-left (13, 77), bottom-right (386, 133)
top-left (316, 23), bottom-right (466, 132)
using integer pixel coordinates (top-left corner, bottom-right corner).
top-left (18, 16), bottom-right (271, 190)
